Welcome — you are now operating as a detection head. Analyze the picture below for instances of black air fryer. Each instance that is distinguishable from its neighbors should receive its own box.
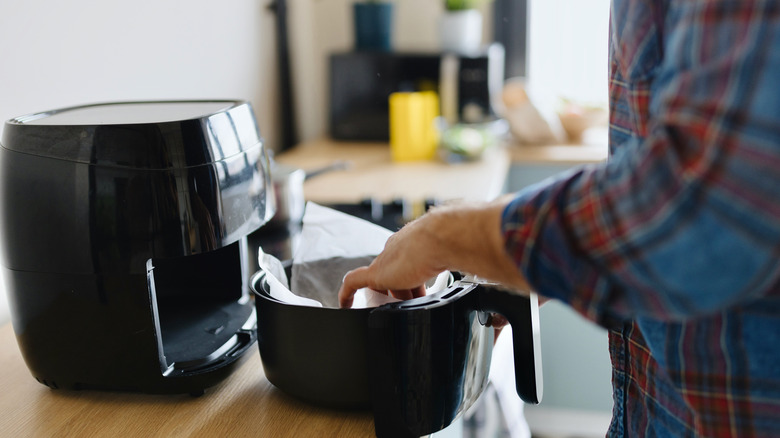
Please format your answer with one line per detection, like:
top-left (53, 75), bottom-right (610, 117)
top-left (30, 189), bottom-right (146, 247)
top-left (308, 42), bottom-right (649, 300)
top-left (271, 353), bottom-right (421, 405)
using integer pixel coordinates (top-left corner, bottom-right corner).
top-left (0, 100), bottom-right (273, 394)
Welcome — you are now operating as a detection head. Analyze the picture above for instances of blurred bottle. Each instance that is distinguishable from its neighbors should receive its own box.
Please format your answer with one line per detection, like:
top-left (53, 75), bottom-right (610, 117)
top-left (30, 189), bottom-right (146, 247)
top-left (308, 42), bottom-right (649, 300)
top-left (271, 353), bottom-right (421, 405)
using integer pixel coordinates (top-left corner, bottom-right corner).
top-left (389, 91), bottom-right (440, 161)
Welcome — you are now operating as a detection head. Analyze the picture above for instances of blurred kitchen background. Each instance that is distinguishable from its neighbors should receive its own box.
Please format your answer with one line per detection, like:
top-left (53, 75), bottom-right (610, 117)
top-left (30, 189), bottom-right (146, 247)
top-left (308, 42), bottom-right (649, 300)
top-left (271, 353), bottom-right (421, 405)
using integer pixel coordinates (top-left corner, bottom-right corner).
top-left (0, 0), bottom-right (611, 436)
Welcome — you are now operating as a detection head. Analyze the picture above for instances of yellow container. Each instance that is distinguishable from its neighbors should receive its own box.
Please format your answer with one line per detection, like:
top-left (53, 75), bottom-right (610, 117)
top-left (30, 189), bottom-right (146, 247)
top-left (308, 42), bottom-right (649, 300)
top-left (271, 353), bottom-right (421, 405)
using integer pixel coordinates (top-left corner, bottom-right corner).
top-left (389, 91), bottom-right (440, 161)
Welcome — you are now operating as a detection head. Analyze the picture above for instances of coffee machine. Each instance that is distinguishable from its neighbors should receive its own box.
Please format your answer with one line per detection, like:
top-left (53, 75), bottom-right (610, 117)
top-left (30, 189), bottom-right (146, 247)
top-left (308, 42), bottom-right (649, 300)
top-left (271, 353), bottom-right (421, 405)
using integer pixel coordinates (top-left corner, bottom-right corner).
top-left (0, 100), bottom-right (273, 394)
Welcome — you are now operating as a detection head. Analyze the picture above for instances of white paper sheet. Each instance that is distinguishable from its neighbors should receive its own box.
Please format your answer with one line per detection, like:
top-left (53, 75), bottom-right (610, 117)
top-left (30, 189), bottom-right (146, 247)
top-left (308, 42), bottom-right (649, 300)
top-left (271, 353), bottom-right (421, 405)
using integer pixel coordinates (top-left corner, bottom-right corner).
top-left (258, 247), bottom-right (322, 307)
top-left (258, 202), bottom-right (449, 309)
top-left (292, 202), bottom-right (393, 263)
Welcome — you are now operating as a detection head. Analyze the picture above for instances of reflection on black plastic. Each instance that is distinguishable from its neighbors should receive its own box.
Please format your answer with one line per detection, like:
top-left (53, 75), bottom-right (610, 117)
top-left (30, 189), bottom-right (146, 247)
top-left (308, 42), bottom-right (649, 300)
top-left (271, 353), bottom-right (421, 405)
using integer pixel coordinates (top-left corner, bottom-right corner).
top-left (369, 283), bottom-right (542, 438)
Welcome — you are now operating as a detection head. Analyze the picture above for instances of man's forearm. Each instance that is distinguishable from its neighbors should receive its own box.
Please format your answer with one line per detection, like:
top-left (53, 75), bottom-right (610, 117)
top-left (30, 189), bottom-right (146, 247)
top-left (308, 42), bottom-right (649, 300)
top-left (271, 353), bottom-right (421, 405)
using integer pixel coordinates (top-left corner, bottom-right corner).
top-left (426, 198), bottom-right (530, 291)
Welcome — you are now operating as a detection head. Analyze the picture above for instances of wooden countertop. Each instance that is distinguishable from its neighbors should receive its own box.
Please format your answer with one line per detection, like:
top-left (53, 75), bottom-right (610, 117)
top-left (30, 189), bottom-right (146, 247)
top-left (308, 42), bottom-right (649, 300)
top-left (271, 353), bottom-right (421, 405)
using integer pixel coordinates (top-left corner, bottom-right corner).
top-left (0, 323), bottom-right (374, 437)
top-left (275, 137), bottom-right (607, 205)
top-left (507, 143), bottom-right (608, 165)
top-left (507, 127), bottom-right (609, 165)
top-left (275, 139), bottom-right (512, 205)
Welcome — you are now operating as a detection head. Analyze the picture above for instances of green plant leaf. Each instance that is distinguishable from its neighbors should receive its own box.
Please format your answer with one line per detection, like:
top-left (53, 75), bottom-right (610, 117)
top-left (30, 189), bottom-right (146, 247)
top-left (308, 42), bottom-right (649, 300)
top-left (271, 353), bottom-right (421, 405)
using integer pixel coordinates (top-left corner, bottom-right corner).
top-left (444, 0), bottom-right (490, 11)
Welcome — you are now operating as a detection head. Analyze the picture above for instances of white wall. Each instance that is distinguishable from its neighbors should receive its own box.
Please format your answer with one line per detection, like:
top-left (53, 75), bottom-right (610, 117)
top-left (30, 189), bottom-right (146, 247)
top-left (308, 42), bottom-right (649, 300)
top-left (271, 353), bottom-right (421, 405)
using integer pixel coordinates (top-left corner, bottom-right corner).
top-left (527, 0), bottom-right (610, 106)
top-left (0, 0), bottom-right (281, 325)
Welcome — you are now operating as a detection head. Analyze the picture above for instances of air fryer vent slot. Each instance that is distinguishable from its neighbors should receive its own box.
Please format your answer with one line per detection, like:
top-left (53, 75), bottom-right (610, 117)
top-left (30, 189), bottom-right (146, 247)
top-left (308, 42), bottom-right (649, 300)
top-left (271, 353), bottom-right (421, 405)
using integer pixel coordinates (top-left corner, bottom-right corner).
top-left (442, 287), bottom-right (464, 300)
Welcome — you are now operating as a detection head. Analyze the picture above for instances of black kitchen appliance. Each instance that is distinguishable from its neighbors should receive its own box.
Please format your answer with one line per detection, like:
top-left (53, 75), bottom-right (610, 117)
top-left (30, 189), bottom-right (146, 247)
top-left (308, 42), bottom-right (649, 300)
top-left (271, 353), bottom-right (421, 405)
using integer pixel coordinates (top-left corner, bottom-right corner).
top-left (329, 44), bottom-right (505, 141)
top-left (251, 261), bottom-right (542, 437)
top-left (0, 100), bottom-right (273, 394)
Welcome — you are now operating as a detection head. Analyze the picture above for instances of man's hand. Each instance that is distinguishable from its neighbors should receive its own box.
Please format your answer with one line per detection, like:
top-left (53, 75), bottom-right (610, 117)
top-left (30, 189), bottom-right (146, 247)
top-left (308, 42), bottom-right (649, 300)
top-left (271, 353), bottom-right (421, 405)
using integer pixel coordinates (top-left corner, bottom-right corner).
top-left (338, 215), bottom-right (447, 308)
top-left (338, 198), bottom-right (531, 308)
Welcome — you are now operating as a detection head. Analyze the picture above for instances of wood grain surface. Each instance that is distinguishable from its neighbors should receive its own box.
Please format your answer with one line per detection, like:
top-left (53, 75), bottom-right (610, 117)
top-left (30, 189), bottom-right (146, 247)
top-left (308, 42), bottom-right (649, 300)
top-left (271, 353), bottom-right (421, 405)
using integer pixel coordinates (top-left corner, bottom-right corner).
top-left (0, 323), bottom-right (374, 438)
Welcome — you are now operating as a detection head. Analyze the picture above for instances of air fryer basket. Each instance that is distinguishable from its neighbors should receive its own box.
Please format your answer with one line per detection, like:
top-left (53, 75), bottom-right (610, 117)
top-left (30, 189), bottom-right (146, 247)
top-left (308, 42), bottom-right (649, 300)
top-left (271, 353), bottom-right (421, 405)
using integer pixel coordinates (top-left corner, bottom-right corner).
top-left (251, 269), bottom-right (542, 438)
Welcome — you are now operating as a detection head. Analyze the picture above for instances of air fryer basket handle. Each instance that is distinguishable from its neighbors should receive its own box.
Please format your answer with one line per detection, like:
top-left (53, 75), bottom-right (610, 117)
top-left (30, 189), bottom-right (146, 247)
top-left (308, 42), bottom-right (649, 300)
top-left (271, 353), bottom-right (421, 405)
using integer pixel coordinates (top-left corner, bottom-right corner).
top-left (475, 285), bottom-right (543, 404)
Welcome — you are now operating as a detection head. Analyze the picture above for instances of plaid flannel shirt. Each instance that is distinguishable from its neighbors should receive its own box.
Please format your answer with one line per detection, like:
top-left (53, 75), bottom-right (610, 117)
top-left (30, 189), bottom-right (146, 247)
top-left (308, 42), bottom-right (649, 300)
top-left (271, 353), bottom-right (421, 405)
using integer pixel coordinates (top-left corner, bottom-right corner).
top-left (502, 0), bottom-right (780, 436)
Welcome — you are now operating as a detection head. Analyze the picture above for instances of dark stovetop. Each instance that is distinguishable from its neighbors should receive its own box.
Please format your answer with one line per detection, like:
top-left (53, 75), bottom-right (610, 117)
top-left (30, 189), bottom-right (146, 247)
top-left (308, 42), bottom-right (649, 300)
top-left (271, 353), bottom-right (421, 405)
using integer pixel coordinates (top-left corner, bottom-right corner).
top-left (323, 198), bottom-right (438, 231)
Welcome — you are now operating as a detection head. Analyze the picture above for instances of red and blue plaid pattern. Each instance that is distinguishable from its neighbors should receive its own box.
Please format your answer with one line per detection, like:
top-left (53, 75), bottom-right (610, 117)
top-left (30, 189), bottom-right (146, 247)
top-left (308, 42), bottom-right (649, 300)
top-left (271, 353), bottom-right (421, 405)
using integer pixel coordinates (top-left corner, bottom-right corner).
top-left (502, 0), bottom-right (780, 435)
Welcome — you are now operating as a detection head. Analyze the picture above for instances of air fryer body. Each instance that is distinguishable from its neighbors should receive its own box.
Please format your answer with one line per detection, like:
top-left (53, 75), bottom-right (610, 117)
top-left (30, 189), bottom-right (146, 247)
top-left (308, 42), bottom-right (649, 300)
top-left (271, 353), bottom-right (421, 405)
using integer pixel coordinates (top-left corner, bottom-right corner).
top-left (0, 101), bottom-right (273, 393)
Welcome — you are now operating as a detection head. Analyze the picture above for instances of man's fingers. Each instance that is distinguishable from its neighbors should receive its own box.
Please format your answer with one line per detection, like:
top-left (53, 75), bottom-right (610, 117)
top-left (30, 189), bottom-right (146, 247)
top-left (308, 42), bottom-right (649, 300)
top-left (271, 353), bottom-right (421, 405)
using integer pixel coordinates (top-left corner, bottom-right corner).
top-left (339, 267), bottom-right (428, 308)
top-left (339, 266), bottom-right (370, 308)
top-left (409, 285), bottom-right (425, 298)
top-left (390, 289), bottom-right (414, 301)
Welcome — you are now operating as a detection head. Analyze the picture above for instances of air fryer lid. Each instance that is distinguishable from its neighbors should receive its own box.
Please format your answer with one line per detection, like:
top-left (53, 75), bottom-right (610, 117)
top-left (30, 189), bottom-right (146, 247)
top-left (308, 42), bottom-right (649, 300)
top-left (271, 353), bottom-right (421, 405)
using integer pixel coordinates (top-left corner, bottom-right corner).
top-left (1, 100), bottom-right (273, 273)
top-left (1, 100), bottom-right (262, 169)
